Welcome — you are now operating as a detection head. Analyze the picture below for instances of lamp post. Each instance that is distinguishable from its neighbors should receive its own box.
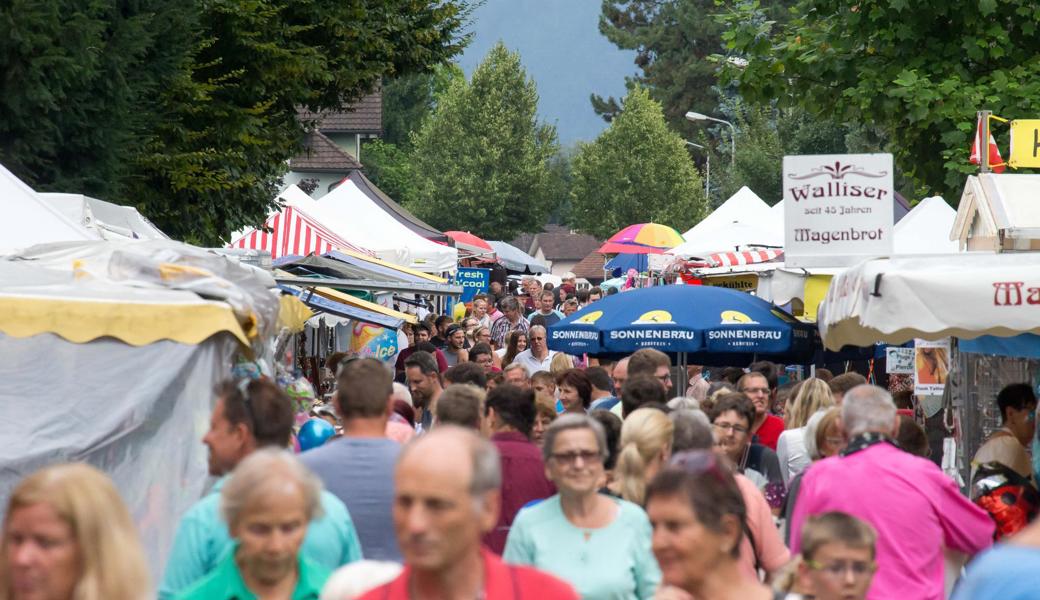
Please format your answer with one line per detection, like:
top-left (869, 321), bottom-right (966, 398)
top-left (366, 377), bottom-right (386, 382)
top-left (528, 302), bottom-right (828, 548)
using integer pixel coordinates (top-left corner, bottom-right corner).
top-left (685, 111), bottom-right (736, 164)
top-left (685, 141), bottom-right (709, 197)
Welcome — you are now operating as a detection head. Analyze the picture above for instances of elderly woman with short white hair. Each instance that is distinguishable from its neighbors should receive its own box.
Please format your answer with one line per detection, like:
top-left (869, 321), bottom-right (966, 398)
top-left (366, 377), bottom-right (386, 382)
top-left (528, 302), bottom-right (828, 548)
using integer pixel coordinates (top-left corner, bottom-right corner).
top-left (176, 449), bottom-right (330, 600)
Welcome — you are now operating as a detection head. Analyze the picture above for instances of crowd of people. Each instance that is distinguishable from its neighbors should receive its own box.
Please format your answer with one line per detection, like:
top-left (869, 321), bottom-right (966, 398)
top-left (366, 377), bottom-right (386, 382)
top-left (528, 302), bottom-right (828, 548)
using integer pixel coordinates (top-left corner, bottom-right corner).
top-left (2, 277), bottom-right (1038, 600)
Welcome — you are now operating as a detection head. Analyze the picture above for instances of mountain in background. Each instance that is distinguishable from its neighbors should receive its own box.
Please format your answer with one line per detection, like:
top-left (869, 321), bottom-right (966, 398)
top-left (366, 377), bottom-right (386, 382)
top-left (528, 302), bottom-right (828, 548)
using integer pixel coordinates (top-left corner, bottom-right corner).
top-left (457, 0), bottom-right (637, 145)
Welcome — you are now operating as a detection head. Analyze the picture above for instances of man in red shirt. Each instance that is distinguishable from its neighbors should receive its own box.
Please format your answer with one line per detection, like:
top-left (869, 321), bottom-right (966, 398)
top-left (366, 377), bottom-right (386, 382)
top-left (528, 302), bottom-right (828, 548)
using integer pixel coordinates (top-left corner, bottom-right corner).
top-left (360, 427), bottom-right (577, 600)
top-left (481, 385), bottom-right (555, 553)
top-left (740, 372), bottom-right (784, 450)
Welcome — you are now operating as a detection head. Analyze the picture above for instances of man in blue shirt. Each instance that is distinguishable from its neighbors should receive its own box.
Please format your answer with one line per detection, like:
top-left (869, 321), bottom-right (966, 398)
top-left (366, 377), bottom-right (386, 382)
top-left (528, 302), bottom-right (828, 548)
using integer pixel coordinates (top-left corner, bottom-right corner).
top-left (159, 379), bottom-right (362, 600)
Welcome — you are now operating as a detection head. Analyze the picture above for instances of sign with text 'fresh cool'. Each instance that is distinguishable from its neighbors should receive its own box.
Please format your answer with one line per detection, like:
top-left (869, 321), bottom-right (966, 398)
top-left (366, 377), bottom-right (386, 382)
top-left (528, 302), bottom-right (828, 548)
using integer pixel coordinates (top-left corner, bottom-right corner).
top-left (783, 153), bottom-right (894, 267)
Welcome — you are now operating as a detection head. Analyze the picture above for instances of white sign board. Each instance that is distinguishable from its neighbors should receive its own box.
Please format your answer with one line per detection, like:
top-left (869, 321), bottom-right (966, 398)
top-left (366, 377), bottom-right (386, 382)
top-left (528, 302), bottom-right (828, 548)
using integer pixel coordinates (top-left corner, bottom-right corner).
top-left (783, 153), bottom-right (894, 267)
top-left (885, 346), bottom-right (915, 374)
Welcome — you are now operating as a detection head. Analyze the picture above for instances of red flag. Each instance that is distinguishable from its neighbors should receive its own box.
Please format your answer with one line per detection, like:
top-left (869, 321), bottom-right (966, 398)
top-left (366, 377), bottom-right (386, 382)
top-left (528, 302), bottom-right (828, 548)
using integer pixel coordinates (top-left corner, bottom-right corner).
top-left (970, 115), bottom-right (1006, 173)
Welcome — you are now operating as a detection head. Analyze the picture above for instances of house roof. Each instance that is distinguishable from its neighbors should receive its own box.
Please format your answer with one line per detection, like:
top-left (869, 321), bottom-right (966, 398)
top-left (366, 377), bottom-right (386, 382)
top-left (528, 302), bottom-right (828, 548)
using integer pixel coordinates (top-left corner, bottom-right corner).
top-left (571, 251), bottom-right (608, 282)
top-left (289, 130), bottom-right (362, 173)
top-left (528, 225), bottom-right (601, 261)
top-left (297, 89), bottom-right (382, 134)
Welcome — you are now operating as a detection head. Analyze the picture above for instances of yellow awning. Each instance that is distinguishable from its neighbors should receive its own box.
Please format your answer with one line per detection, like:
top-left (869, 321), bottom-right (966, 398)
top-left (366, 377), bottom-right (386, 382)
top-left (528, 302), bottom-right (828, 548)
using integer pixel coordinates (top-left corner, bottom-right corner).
top-left (278, 294), bottom-right (314, 333)
top-left (312, 287), bottom-right (418, 325)
top-left (0, 295), bottom-right (250, 347)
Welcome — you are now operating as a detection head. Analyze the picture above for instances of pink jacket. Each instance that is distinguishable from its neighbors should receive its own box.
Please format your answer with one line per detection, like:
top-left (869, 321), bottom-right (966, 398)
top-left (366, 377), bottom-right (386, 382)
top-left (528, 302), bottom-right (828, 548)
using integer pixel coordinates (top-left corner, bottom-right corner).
top-left (735, 474), bottom-right (790, 580)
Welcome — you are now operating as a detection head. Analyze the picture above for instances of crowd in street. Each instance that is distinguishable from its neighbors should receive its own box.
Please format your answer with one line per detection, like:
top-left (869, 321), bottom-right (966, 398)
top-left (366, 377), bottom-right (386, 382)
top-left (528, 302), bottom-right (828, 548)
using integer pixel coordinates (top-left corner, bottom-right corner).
top-left (4, 276), bottom-right (1040, 600)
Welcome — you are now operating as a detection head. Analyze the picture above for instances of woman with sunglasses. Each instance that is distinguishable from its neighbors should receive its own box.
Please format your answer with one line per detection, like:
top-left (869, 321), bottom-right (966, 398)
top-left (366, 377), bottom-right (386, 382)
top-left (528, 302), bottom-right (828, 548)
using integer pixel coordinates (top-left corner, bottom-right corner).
top-left (646, 451), bottom-right (774, 600)
top-left (504, 414), bottom-right (661, 599)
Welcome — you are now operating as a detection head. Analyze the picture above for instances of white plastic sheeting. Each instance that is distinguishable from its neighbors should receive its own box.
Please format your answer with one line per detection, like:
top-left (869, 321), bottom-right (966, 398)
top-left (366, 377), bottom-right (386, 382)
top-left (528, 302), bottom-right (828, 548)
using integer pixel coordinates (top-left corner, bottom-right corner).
top-left (0, 331), bottom-right (238, 578)
top-left (1, 163), bottom-right (95, 254)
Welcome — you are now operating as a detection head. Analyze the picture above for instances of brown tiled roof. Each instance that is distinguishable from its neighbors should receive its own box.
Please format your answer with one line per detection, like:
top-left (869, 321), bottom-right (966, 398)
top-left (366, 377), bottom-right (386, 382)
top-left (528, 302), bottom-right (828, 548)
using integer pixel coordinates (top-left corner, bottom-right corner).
top-left (531, 228), bottom-right (601, 261)
top-left (289, 130), bottom-right (362, 172)
top-left (297, 89), bottom-right (382, 134)
top-left (572, 251), bottom-right (608, 282)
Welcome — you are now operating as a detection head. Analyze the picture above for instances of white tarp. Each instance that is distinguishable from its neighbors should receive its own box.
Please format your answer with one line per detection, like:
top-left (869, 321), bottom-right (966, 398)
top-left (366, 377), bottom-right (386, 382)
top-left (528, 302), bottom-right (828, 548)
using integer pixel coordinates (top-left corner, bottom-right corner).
top-left (893, 196), bottom-right (958, 254)
top-left (40, 193), bottom-right (169, 241)
top-left (818, 252), bottom-right (1040, 350)
top-left (1, 164), bottom-right (95, 254)
top-left (315, 181), bottom-right (457, 273)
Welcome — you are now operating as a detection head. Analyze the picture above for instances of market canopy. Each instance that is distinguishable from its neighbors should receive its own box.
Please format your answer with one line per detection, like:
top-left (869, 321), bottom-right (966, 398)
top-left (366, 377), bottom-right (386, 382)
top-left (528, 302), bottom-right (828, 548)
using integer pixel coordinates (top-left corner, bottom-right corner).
top-left (818, 253), bottom-right (1040, 350)
top-left (446, 231), bottom-right (495, 258)
top-left (316, 179), bottom-right (457, 272)
top-left (893, 196), bottom-right (957, 254)
top-left (487, 241), bottom-right (548, 274)
top-left (598, 223), bottom-right (684, 255)
top-left (275, 252), bottom-right (462, 297)
top-left (40, 193), bottom-right (168, 241)
top-left (1, 163), bottom-right (95, 254)
top-left (548, 284), bottom-right (814, 364)
top-left (669, 221), bottom-right (782, 258)
top-left (340, 171), bottom-right (449, 243)
top-left (681, 187), bottom-right (772, 241)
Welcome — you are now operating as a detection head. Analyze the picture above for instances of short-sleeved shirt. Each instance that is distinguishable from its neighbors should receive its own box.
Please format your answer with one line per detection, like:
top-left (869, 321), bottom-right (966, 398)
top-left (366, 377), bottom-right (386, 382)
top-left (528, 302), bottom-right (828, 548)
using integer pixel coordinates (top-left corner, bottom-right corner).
top-left (514, 349), bottom-right (556, 376)
top-left (175, 549), bottom-right (329, 600)
top-left (753, 414), bottom-right (785, 451)
top-left (159, 478), bottom-right (362, 600)
top-left (300, 436), bottom-right (402, 561)
top-left (971, 429), bottom-right (1032, 480)
top-left (504, 495), bottom-right (661, 600)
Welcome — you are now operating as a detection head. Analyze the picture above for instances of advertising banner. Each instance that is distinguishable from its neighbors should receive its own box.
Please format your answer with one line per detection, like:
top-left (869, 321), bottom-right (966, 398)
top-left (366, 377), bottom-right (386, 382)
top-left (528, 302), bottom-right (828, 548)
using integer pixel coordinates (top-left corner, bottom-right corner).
top-left (349, 322), bottom-right (400, 364)
top-left (913, 338), bottom-right (950, 396)
top-left (784, 154), bottom-right (894, 267)
top-left (453, 267), bottom-right (490, 303)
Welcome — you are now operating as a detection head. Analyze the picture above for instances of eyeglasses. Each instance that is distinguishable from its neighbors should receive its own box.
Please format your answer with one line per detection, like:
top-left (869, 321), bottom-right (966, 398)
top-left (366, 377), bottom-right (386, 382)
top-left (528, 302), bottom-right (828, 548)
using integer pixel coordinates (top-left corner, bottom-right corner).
top-left (530, 336), bottom-right (546, 342)
top-left (713, 422), bottom-right (749, 434)
top-left (740, 387), bottom-right (770, 394)
top-left (550, 450), bottom-right (602, 465)
top-left (806, 559), bottom-right (876, 579)
top-left (657, 373), bottom-right (672, 383)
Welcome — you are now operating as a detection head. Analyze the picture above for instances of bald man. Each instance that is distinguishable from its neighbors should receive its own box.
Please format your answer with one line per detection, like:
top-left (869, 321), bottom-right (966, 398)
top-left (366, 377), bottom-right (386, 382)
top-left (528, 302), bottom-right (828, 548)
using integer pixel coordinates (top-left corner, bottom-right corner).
top-left (359, 427), bottom-right (577, 600)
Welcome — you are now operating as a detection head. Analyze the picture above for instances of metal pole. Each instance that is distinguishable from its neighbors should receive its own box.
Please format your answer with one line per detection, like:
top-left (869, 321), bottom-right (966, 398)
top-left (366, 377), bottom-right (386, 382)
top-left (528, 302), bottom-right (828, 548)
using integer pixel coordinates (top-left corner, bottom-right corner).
top-left (685, 141), bottom-right (709, 197)
top-left (979, 110), bottom-right (991, 174)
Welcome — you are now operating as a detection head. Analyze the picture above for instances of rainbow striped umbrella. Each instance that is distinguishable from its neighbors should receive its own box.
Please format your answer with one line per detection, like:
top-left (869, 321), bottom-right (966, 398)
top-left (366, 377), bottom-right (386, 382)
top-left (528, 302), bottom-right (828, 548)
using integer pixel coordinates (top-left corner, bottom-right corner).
top-left (597, 223), bottom-right (685, 254)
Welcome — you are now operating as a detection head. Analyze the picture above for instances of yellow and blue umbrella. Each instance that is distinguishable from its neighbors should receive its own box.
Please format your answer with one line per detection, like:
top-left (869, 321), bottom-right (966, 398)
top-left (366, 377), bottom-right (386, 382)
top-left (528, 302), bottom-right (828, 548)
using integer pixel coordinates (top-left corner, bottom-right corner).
top-left (548, 284), bottom-right (814, 364)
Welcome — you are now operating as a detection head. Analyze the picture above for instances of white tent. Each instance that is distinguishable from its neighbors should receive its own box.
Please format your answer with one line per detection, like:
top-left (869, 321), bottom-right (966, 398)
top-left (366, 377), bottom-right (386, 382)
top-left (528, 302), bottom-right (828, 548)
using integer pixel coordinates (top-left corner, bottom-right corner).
top-left (315, 180), bottom-right (457, 272)
top-left (671, 187), bottom-right (780, 257)
top-left (39, 193), bottom-right (168, 241)
top-left (893, 196), bottom-right (957, 254)
top-left (1, 164), bottom-right (94, 253)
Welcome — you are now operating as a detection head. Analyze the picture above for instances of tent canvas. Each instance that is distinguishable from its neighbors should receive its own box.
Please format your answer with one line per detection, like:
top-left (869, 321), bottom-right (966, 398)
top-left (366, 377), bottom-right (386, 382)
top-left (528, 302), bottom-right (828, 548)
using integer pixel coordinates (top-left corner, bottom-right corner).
top-left (681, 186), bottom-right (772, 240)
top-left (1, 164), bottom-right (94, 254)
top-left (342, 171), bottom-right (449, 243)
top-left (315, 179), bottom-right (457, 272)
top-left (893, 196), bottom-right (958, 254)
top-left (669, 221), bottom-right (782, 258)
top-left (488, 240), bottom-right (549, 274)
top-left (40, 193), bottom-right (168, 241)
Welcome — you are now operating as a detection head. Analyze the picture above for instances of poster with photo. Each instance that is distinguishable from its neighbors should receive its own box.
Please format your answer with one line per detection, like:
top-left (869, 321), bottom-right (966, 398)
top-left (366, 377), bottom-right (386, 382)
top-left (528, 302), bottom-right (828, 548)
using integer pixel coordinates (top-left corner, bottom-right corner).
top-left (914, 338), bottom-right (950, 396)
top-left (885, 347), bottom-right (915, 374)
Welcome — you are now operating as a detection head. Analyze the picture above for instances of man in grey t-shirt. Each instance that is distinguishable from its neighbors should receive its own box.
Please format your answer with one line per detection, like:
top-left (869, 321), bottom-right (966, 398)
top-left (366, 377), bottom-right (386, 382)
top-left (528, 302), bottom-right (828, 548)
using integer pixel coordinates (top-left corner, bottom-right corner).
top-left (301, 358), bottom-right (402, 561)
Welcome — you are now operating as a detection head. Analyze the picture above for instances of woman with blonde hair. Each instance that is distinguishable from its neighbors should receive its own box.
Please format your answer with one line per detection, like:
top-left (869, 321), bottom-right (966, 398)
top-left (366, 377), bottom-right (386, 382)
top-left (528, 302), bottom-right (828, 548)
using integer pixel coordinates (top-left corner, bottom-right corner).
top-left (0, 463), bottom-right (150, 600)
top-left (777, 378), bottom-right (835, 484)
top-left (610, 408), bottom-right (674, 505)
top-left (549, 352), bottom-right (574, 377)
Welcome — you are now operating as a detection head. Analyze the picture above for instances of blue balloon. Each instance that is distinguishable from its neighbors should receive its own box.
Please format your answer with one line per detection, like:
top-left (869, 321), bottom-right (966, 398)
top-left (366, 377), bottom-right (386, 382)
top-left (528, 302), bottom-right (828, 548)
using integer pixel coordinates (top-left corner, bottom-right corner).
top-left (298, 419), bottom-right (336, 452)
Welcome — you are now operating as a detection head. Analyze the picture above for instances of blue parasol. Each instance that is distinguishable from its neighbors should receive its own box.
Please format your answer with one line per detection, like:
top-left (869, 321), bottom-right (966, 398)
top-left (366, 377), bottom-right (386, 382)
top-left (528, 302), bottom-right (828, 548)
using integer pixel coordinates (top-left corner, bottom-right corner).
top-left (547, 284), bottom-right (815, 364)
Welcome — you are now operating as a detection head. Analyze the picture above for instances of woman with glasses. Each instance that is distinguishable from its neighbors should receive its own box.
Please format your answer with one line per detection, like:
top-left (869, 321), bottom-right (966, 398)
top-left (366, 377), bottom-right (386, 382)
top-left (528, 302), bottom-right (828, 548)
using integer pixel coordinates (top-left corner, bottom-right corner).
top-left (710, 394), bottom-right (786, 513)
top-left (783, 512), bottom-right (877, 600)
top-left (504, 414), bottom-right (661, 599)
top-left (646, 451), bottom-right (773, 600)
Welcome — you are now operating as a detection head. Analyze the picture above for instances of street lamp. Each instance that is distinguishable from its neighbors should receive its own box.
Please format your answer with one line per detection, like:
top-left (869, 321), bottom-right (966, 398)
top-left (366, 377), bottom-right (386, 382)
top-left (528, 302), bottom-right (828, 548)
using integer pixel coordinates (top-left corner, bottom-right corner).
top-left (685, 111), bottom-right (736, 164)
top-left (685, 141), bottom-right (709, 197)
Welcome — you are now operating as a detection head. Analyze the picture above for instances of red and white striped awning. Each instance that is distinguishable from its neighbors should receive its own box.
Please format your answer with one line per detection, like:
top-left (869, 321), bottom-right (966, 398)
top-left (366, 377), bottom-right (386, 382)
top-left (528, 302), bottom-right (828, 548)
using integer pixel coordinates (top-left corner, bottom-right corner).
top-left (707, 249), bottom-right (783, 268)
top-left (228, 205), bottom-right (374, 259)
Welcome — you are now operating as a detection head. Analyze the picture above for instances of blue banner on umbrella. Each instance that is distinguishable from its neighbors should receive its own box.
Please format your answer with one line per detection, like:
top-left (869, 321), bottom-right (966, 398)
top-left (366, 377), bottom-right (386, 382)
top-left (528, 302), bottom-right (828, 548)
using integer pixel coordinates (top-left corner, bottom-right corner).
top-left (548, 285), bottom-right (814, 360)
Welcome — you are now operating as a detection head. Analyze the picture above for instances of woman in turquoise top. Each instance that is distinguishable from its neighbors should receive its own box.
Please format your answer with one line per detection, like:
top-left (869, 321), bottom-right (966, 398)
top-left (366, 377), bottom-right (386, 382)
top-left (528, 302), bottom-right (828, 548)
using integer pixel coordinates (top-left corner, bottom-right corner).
top-left (177, 449), bottom-right (330, 600)
top-left (504, 414), bottom-right (660, 599)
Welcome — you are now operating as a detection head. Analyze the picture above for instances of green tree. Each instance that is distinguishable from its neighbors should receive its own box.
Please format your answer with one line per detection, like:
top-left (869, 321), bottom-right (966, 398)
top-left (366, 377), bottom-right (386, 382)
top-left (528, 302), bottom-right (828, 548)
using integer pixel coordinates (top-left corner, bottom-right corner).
top-left (569, 87), bottom-right (707, 238)
top-left (408, 42), bottom-right (559, 240)
top-left (719, 0), bottom-right (1040, 201)
top-left (1, 0), bottom-right (471, 245)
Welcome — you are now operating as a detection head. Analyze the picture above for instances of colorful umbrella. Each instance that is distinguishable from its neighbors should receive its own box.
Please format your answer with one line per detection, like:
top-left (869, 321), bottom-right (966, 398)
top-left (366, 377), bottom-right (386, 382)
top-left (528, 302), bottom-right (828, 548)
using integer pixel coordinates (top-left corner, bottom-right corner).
top-left (597, 223), bottom-right (685, 254)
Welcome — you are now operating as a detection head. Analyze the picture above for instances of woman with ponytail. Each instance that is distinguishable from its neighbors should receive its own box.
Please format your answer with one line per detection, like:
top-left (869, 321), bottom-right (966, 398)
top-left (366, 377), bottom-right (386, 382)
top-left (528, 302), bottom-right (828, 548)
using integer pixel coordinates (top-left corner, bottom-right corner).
top-left (610, 409), bottom-right (674, 506)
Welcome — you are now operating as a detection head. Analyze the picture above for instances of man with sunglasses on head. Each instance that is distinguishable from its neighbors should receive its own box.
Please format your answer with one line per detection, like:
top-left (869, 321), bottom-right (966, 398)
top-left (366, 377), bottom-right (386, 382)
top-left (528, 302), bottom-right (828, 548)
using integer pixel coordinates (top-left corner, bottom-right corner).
top-left (159, 379), bottom-right (362, 600)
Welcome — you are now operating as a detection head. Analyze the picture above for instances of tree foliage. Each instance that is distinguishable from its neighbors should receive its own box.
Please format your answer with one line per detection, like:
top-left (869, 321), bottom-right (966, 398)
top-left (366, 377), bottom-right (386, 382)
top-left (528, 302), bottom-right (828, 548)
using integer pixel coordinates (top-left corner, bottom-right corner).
top-left (719, 0), bottom-right (1040, 200)
top-left (408, 42), bottom-right (559, 240)
top-left (569, 87), bottom-right (707, 238)
top-left (0, 0), bottom-right (471, 244)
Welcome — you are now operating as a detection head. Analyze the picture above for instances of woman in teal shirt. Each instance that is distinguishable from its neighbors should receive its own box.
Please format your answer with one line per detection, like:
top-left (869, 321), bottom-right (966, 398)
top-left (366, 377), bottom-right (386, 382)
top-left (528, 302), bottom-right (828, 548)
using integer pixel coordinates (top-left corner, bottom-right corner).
top-left (177, 449), bottom-right (330, 600)
top-left (504, 414), bottom-right (660, 599)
